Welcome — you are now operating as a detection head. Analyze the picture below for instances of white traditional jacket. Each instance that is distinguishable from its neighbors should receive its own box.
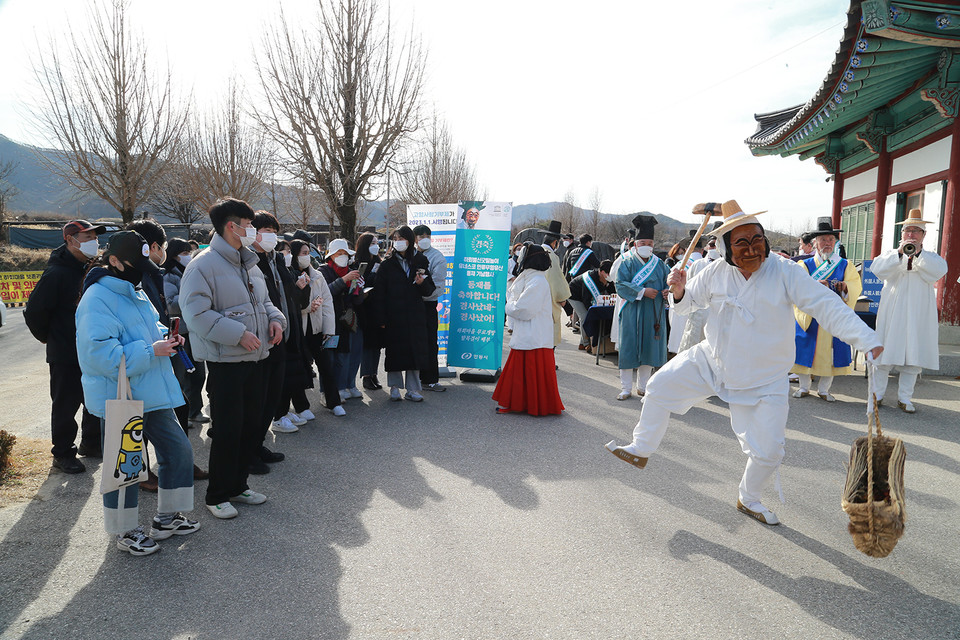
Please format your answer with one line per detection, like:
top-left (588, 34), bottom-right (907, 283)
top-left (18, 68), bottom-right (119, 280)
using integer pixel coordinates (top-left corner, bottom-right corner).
top-left (505, 269), bottom-right (554, 350)
top-left (871, 248), bottom-right (947, 369)
top-left (673, 255), bottom-right (880, 391)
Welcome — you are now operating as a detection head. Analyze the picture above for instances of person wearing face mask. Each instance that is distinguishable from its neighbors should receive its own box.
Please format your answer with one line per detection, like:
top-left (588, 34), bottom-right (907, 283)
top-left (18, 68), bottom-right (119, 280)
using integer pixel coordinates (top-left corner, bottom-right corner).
top-left (372, 226), bottom-right (436, 401)
top-left (614, 215), bottom-right (670, 401)
top-left (248, 211), bottom-right (302, 469)
top-left (606, 200), bottom-right (883, 527)
top-left (568, 259), bottom-right (616, 352)
top-left (25, 219), bottom-right (106, 474)
top-left (318, 238), bottom-right (365, 401)
top-left (675, 224), bottom-right (723, 354)
top-left (413, 225), bottom-right (449, 391)
top-left (76, 230), bottom-right (199, 555)
top-left (283, 239), bottom-right (345, 419)
top-left (179, 198), bottom-right (285, 520)
top-left (790, 217), bottom-right (863, 403)
top-left (129, 219), bottom-right (207, 488)
top-left (356, 233), bottom-right (386, 390)
top-left (493, 244), bottom-right (564, 415)
top-left (162, 238), bottom-right (210, 445)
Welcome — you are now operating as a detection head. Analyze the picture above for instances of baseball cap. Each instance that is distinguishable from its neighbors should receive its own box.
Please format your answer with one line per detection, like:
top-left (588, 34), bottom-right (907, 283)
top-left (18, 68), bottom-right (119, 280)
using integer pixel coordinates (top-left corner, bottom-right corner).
top-left (103, 231), bottom-right (159, 273)
top-left (63, 219), bottom-right (107, 239)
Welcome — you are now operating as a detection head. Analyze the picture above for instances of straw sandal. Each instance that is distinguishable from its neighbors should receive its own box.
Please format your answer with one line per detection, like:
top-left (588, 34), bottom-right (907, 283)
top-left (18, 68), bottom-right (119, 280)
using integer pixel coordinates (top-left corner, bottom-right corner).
top-left (736, 499), bottom-right (780, 526)
top-left (605, 441), bottom-right (648, 469)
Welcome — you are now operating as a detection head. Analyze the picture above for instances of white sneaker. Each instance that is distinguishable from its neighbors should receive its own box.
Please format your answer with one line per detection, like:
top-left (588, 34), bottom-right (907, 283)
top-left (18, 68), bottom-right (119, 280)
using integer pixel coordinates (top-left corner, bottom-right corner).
top-left (286, 411), bottom-right (307, 426)
top-left (390, 387), bottom-right (402, 402)
top-left (206, 502), bottom-right (238, 519)
top-left (405, 391), bottom-right (424, 402)
top-left (298, 409), bottom-right (316, 421)
top-left (230, 490), bottom-right (267, 505)
top-left (331, 405), bottom-right (346, 417)
top-left (271, 417), bottom-right (298, 433)
top-left (348, 387), bottom-right (363, 399)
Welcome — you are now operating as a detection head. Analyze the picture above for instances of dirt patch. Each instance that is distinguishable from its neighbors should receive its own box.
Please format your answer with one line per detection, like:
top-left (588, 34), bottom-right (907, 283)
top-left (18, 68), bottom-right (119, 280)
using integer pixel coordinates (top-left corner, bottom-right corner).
top-left (0, 243), bottom-right (51, 272)
top-left (0, 437), bottom-right (53, 508)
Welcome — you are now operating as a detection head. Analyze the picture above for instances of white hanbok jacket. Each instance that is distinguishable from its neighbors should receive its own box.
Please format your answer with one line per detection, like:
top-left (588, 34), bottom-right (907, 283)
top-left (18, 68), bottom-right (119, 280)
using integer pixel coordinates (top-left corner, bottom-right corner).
top-left (871, 248), bottom-right (947, 369)
top-left (505, 269), bottom-right (554, 350)
top-left (302, 265), bottom-right (336, 337)
top-left (673, 255), bottom-right (880, 391)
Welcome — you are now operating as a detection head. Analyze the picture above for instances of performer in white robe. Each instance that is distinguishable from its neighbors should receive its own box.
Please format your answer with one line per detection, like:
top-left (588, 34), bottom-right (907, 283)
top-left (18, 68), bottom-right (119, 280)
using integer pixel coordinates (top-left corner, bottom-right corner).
top-left (870, 208), bottom-right (948, 413)
top-left (676, 226), bottom-right (722, 354)
top-left (606, 200), bottom-right (882, 526)
top-left (666, 247), bottom-right (702, 355)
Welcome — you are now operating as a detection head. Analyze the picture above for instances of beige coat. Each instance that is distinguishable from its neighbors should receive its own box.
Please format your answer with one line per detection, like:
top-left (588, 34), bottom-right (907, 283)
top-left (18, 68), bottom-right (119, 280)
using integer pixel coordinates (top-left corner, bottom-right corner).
top-left (542, 246), bottom-right (571, 346)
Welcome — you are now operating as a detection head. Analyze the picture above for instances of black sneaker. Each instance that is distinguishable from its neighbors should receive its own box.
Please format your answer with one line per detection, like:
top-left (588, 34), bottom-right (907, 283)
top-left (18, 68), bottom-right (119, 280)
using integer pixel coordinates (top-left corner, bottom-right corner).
top-left (53, 456), bottom-right (86, 474)
top-left (189, 413), bottom-right (210, 424)
top-left (149, 513), bottom-right (201, 540)
top-left (78, 442), bottom-right (102, 458)
top-left (260, 446), bottom-right (285, 463)
top-left (248, 459), bottom-right (271, 475)
top-left (116, 526), bottom-right (160, 556)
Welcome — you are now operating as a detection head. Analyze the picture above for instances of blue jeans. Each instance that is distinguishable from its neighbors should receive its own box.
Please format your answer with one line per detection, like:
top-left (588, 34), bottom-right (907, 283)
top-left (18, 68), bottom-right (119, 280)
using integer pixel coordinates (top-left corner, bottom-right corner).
top-left (102, 408), bottom-right (194, 534)
top-left (338, 328), bottom-right (364, 391)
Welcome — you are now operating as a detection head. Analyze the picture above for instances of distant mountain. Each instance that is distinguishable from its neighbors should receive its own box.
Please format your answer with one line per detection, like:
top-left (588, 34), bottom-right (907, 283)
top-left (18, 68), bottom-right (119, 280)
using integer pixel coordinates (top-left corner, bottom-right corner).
top-left (0, 134), bottom-right (694, 243)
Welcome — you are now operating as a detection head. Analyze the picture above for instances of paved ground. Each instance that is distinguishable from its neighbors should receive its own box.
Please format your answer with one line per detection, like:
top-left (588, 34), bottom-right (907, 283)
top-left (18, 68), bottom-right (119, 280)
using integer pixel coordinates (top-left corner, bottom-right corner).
top-left (1, 305), bottom-right (958, 640)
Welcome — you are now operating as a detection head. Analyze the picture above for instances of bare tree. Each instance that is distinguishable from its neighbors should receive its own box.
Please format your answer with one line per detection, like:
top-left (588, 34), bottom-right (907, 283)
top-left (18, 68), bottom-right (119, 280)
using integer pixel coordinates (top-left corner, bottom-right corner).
top-left (0, 159), bottom-right (19, 223)
top-left (255, 0), bottom-right (426, 244)
top-left (587, 186), bottom-right (603, 239)
top-left (553, 189), bottom-right (582, 235)
top-left (147, 161), bottom-right (205, 225)
top-left (30, 0), bottom-right (187, 223)
top-left (277, 175), bottom-right (331, 230)
top-left (396, 111), bottom-right (478, 205)
top-left (185, 79), bottom-right (272, 213)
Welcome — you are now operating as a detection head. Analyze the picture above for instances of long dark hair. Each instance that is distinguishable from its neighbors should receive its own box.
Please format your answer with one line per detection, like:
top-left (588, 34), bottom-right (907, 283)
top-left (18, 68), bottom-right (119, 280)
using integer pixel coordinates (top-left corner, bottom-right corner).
top-left (162, 238), bottom-right (192, 273)
top-left (391, 225), bottom-right (416, 260)
top-left (289, 239), bottom-right (310, 273)
top-left (355, 232), bottom-right (379, 263)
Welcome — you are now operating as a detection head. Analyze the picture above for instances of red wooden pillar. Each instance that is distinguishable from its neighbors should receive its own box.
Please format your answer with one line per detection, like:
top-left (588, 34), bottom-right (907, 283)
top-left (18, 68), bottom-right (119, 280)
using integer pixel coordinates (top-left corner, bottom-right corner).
top-left (937, 117), bottom-right (960, 324)
top-left (871, 140), bottom-right (891, 258)
top-left (831, 172), bottom-right (844, 229)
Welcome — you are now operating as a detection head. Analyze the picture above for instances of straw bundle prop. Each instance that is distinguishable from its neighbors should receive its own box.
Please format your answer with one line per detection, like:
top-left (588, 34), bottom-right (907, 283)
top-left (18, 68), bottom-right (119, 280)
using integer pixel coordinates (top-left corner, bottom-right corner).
top-left (841, 364), bottom-right (907, 558)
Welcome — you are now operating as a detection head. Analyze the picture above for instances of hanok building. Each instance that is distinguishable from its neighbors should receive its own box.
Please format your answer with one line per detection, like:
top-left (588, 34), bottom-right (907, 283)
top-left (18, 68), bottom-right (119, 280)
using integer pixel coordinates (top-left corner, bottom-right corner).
top-left (746, 0), bottom-right (960, 327)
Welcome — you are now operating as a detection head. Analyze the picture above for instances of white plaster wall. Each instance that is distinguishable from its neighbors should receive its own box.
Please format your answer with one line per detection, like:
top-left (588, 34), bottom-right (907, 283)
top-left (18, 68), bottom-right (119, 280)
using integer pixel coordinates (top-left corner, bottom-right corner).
top-left (923, 181), bottom-right (944, 252)
top-left (882, 192), bottom-right (898, 252)
top-left (843, 167), bottom-right (878, 200)
top-left (891, 135), bottom-right (952, 187)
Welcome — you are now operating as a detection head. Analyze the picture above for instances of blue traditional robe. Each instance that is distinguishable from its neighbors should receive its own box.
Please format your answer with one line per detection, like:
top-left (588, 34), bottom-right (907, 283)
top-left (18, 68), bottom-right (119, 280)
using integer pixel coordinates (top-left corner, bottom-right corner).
top-left (793, 256), bottom-right (857, 371)
top-left (615, 253), bottom-right (669, 370)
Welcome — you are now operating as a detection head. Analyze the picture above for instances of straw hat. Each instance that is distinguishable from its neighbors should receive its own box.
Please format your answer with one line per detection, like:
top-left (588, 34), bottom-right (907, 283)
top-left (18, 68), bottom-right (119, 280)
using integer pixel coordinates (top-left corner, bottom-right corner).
top-left (895, 208), bottom-right (933, 228)
top-left (709, 200), bottom-right (768, 237)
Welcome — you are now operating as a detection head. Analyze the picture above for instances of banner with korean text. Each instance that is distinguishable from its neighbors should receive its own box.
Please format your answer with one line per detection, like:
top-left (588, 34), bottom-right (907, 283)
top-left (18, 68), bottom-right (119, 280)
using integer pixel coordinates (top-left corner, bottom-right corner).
top-left (0, 271), bottom-right (43, 305)
top-left (448, 201), bottom-right (513, 370)
top-left (406, 204), bottom-right (457, 367)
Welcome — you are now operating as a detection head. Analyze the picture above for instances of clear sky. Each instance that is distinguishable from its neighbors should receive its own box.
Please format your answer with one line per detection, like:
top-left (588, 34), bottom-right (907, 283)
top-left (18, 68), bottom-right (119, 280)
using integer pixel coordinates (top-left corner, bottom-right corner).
top-left (0, 0), bottom-right (851, 233)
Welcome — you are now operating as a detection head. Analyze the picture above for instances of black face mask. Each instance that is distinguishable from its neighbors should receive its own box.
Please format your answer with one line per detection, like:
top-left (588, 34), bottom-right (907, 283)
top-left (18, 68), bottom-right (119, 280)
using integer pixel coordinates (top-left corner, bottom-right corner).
top-left (111, 262), bottom-right (142, 287)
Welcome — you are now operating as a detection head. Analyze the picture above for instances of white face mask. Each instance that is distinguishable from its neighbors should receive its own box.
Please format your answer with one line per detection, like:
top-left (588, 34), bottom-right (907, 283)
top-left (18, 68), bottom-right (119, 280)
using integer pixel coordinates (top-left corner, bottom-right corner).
top-left (562, 240), bottom-right (572, 248)
top-left (298, 255), bottom-right (311, 269)
top-left (258, 232), bottom-right (278, 253)
top-left (334, 255), bottom-right (349, 268)
top-left (707, 248), bottom-right (721, 260)
top-left (417, 238), bottom-right (431, 251)
top-left (284, 253), bottom-right (293, 268)
top-left (369, 243), bottom-right (379, 256)
top-left (177, 253), bottom-right (192, 268)
top-left (636, 245), bottom-right (654, 259)
top-left (394, 240), bottom-right (408, 253)
top-left (234, 223), bottom-right (256, 247)
top-left (75, 237), bottom-right (100, 259)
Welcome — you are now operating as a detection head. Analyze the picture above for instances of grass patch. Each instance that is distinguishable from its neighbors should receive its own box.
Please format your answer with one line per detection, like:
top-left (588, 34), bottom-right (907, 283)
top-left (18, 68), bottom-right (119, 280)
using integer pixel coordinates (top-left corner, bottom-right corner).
top-left (0, 436), bottom-right (53, 509)
top-left (0, 243), bottom-right (51, 272)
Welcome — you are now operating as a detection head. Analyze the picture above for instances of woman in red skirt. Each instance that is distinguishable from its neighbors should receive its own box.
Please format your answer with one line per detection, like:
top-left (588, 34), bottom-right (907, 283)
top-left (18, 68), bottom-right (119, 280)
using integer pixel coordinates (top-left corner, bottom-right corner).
top-left (493, 244), bottom-right (564, 416)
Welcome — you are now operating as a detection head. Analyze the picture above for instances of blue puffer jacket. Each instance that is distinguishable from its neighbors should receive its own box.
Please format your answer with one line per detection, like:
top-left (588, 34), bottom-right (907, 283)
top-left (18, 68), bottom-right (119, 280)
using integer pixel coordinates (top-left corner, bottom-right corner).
top-left (75, 267), bottom-right (185, 418)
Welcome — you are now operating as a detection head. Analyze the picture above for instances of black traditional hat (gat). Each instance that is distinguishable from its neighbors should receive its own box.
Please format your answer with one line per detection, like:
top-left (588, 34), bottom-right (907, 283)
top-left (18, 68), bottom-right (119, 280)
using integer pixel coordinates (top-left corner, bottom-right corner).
top-left (632, 215), bottom-right (657, 240)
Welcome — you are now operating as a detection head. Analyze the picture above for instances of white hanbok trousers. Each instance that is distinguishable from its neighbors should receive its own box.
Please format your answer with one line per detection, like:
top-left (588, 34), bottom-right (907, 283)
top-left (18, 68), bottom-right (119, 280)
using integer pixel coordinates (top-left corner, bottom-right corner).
top-left (630, 344), bottom-right (787, 506)
top-left (873, 364), bottom-right (921, 404)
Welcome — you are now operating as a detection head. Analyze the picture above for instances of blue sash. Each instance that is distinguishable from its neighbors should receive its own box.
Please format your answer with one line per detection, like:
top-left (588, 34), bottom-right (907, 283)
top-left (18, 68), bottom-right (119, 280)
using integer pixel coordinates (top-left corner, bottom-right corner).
top-left (583, 272), bottom-right (602, 304)
top-left (794, 256), bottom-right (851, 368)
top-left (630, 255), bottom-right (661, 289)
top-left (569, 248), bottom-right (593, 277)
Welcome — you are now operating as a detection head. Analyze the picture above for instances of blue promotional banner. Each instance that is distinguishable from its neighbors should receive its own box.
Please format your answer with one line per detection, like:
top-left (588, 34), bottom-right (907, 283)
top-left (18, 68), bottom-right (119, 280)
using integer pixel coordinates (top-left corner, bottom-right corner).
top-left (448, 201), bottom-right (513, 370)
top-left (406, 204), bottom-right (457, 367)
top-left (860, 260), bottom-right (882, 313)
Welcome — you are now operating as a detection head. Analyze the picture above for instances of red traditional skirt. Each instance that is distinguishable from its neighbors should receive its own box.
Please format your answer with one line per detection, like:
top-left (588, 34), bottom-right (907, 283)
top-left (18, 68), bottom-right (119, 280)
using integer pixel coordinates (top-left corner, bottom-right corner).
top-left (492, 348), bottom-right (564, 416)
